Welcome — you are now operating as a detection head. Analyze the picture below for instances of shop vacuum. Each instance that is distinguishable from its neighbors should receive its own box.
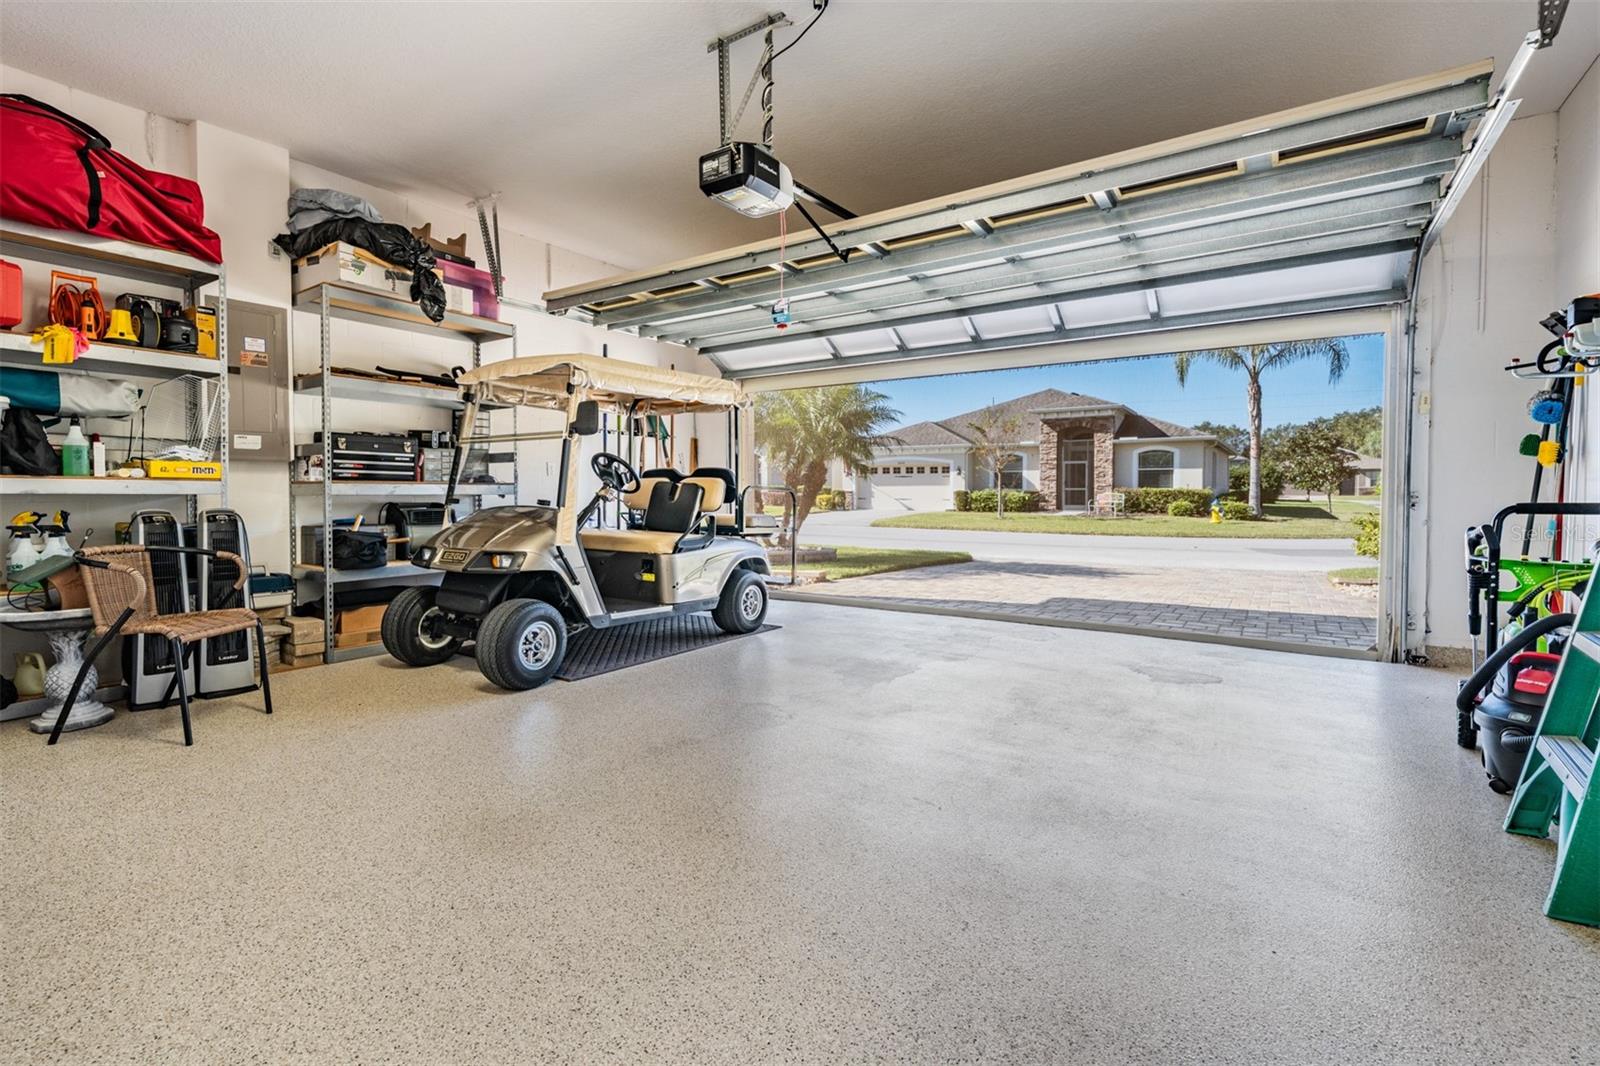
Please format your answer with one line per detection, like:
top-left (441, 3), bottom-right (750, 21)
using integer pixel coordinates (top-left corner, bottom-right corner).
top-left (1455, 612), bottom-right (1573, 793)
top-left (123, 509), bottom-right (196, 709)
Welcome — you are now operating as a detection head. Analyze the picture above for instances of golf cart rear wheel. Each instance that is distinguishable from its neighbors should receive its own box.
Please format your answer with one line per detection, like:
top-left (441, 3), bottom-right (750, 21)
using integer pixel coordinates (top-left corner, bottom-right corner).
top-left (713, 569), bottom-right (768, 634)
top-left (476, 598), bottom-right (567, 691)
top-left (382, 586), bottom-right (461, 666)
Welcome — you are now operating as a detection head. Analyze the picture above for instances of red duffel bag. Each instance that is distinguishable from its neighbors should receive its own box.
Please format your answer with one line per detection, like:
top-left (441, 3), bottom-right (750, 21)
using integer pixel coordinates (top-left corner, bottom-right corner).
top-left (0, 94), bottom-right (222, 264)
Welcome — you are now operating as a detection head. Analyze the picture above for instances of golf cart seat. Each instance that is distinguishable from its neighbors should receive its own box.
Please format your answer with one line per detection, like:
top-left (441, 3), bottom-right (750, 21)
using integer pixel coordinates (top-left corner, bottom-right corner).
top-left (581, 480), bottom-right (706, 554)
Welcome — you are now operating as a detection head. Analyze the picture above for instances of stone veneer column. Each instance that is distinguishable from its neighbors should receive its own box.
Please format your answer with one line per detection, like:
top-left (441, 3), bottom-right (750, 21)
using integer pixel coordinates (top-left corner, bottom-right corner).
top-left (1093, 422), bottom-right (1115, 503)
top-left (1038, 429), bottom-right (1059, 509)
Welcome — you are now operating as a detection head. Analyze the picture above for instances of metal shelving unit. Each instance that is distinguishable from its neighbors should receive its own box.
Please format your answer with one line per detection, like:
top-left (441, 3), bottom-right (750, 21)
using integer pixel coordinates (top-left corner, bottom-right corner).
top-left (0, 336), bottom-right (224, 381)
top-left (289, 281), bottom-right (516, 664)
top-left (0, 475), bottom-right (219, 496)
top-left (0, 221), bottom-right (229, 523)
top-left (289, 480), bottom-right (516, 497)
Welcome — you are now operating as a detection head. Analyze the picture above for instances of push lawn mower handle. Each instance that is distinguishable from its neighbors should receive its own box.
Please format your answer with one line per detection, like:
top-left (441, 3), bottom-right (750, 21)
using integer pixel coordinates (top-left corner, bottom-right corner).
top-left (1454, 611), bottom-right (1574, 713)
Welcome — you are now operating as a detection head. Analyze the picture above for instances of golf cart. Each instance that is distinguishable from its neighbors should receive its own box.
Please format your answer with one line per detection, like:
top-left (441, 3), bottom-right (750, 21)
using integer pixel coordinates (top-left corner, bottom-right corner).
top-left (381, 354), bottom-right (790, 690)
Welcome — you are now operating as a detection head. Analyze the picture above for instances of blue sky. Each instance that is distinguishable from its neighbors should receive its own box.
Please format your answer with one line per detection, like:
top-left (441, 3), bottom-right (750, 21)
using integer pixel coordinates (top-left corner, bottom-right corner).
top-left (866, 333), bottom-right (1385, 431)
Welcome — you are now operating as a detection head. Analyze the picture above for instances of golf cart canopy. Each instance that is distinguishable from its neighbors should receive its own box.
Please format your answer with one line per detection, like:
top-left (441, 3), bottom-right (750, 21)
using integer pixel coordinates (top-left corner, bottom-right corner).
top-left (457, 353), bottom-right (747, 414)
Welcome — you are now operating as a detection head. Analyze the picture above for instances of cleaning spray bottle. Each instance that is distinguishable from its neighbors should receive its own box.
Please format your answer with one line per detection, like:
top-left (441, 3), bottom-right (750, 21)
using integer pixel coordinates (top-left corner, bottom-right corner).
top-left (61, 418), bottom-right (90, 477)
top-left (38, 510), bottom-right (73, 562)
top-left (6, 511), bottom-right (44, 586)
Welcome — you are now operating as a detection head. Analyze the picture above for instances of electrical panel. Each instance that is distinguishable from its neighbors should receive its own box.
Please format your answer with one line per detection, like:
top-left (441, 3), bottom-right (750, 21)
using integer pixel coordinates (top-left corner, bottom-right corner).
top-left (226, 299), bottom-right (289, 461)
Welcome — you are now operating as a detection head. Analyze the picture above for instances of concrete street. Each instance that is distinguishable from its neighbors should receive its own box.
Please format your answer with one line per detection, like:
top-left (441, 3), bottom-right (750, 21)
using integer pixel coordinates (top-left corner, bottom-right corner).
top-left (799, 508), bottom-right (1363, 571)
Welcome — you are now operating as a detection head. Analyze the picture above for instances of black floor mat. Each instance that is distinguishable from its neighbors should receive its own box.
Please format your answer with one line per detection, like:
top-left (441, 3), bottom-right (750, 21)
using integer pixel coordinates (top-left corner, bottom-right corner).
top-left (556, 615), bottom-right (778, 681)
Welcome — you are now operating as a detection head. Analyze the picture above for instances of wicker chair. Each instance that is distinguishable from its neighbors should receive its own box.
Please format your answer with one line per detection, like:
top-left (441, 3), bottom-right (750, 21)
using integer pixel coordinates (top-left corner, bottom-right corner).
top-left (48, 545), bottom-right (272, 746)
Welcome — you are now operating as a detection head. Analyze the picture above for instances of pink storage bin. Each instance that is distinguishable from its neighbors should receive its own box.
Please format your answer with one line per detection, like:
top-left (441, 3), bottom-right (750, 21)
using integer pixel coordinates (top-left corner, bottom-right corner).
top-left (438, 259), bottom-right (501, 320)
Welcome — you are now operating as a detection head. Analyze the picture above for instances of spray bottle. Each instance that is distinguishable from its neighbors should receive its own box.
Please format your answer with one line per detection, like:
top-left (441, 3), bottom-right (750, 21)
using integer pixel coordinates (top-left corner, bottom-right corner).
top-left (38, 510), bottom-right (74, 561)
top-left (6, 511), bottom-right (44, 587)
top-left (61, 417), bottom-right (90, 477)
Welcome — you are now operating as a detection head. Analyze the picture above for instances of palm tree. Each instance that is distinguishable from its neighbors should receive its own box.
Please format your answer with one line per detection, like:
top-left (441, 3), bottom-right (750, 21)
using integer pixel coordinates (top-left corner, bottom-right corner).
top-left (755, 385), bottom-right (902, 540)
top-left (1173, 339), bottom-right (1350, 515)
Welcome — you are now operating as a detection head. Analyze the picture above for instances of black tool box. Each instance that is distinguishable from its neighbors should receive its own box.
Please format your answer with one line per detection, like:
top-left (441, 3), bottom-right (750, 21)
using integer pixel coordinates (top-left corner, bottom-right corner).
top-left (307, 432), bottom-right (417, 481)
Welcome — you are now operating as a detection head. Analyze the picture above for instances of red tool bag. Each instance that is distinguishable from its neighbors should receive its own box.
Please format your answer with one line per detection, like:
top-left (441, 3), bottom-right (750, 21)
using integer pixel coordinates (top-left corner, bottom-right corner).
top-left (0, 94), bottom-right (222, 264)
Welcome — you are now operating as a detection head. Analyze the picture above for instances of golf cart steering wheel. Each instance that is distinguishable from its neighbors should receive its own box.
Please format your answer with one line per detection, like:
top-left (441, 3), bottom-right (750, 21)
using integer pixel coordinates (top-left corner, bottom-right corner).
top-left (591, 452), bottom-right (640, 495)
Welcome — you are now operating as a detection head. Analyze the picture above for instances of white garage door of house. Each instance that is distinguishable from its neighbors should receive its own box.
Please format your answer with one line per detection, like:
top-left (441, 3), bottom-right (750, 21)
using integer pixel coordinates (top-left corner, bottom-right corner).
top-left (543, 60), bottom-right (1496, 388)
top-left (868, 462), bottom-right (953, 512)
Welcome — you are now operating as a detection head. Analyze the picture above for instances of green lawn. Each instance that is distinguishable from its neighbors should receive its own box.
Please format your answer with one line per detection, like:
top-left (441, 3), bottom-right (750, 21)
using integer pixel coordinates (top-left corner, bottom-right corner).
top-left (1329, 566), bottom-right (1380, 584)
top-left (801, 546), bottom-right (972, 581)
top-left (871, 499), bottom-right (1369, 539)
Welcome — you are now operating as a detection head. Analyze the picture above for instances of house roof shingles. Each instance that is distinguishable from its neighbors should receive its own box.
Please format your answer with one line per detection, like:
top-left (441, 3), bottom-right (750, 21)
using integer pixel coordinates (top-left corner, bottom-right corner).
top-left (885, 388), bottom-right (1215, 448)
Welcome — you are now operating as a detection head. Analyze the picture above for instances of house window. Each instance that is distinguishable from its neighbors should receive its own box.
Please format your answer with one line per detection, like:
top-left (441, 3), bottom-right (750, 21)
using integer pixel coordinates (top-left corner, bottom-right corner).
top-left (1137, 449), bottom-right (1175, 488)
top-left (1000, 454), bottom-right (1025, 490)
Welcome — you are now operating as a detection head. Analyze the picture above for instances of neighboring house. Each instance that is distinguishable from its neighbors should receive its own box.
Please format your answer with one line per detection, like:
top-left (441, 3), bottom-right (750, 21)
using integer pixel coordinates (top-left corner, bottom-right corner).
top-left (845, 388), bottom-right (1232, 512)
top-left (1281, 447), bottom-right (1381, 497)
top-left (1340, 451), bottom-right (1381, 495)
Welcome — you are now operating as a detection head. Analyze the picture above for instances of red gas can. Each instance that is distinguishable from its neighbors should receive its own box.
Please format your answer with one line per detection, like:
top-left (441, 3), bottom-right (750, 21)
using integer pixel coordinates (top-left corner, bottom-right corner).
top-left (0, 258), bottom-right (21, 329)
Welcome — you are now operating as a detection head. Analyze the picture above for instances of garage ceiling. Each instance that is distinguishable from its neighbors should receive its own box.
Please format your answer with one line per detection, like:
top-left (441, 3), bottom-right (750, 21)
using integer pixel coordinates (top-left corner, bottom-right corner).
top-left (1, 3), bottom-right (1594, 268)
top-left (545, 61), bottom-right (1490, 378)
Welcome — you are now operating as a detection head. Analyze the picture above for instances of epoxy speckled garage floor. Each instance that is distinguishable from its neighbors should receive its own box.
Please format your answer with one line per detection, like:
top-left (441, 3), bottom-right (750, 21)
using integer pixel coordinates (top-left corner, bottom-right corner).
top-left (2, 601), bottom-right (1596, 1063)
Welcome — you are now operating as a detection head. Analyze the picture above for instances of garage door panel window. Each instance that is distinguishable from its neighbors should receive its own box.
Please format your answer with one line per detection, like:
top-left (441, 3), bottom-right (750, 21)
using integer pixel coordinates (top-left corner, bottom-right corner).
top-left (1137, 449), bottom-right (1175, 488)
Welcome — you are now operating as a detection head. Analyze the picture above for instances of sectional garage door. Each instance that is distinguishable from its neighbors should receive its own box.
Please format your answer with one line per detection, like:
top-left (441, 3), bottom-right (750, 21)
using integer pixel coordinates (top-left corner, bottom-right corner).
top-left (866, 462), bottom-right (953, 512)
top-left (543, 61), bottom-right (1493, 388)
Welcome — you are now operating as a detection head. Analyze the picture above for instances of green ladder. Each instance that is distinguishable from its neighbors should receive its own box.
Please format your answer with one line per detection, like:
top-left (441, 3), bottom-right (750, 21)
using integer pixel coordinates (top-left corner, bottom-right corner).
top-left (1504, 559), bottom-right (1600, 927)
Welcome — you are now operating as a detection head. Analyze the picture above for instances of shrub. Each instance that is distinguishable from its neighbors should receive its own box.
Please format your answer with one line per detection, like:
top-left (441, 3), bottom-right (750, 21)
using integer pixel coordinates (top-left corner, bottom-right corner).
top-left (1004, 490), bottom-right (1041, 513)
top-left (1167, 500), bottom-right (1199, 517)
top-left (953, 489), bottom-right (970, 512)
top-left (1118, 487), bottom-right (1215, 514)
top-left (1228, 459), bottom-right (1285, 503)
top-left (962, 489), bottom-right (1041, 514)
top-left (1220, 500), bottom-right (1255, 521)
top-left (814, 491), bottom-right (834, 512)
top-left (1352, 512), bottom-right (1380, 558)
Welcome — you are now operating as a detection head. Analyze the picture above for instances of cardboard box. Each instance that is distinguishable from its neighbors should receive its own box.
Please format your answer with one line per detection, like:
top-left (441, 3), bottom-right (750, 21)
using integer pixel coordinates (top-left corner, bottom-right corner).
top-left (143, 458), bottom-right (223, 479)
top-left (410, 223), bottom-right (468, 260)
top-left (183, 305), bottom-right (218, 359)
top-left (293, 242), bottom-right (412, 297)
top-left (336, 603), bottom-right (388, 634)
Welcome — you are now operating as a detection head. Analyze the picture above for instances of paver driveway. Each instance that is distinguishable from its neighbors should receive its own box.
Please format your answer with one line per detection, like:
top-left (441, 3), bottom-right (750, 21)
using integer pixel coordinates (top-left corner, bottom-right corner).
top-left (781, 559), bottom-right (1378, 653)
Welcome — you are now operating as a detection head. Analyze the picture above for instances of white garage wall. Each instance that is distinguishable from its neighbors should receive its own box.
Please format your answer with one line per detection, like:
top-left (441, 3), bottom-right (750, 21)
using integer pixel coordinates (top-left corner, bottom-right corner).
top-left (1, 63), bottom-right (719, 578)
top-left (1410, 112), bottom-right (1566, 654)
top-left (1554, 59), bottom-right (1599, 510)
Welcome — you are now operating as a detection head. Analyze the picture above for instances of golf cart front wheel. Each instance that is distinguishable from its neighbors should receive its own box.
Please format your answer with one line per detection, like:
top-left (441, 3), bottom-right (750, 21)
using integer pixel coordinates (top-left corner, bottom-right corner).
top-left (713, 570), bottom-right (768, 634)
top-left (382, 586), bottom-right (461, 666)
top-left (476, 598), bottom-right (567, 690)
